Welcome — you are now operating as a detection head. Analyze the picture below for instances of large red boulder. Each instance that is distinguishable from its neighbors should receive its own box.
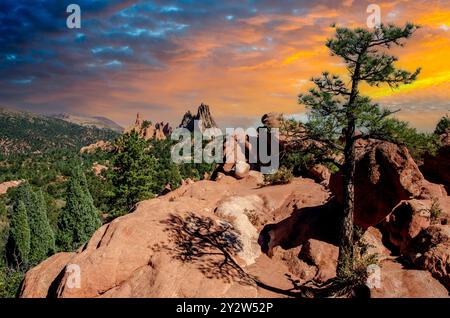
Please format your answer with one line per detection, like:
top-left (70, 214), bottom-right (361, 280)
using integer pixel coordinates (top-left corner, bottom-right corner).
top-left (329, 139), bottom-right (441, 229)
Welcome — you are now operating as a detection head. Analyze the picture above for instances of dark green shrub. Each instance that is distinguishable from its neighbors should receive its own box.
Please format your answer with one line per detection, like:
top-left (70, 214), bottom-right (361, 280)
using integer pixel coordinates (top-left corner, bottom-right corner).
top-left (435, 115), bottom-right (450, 135)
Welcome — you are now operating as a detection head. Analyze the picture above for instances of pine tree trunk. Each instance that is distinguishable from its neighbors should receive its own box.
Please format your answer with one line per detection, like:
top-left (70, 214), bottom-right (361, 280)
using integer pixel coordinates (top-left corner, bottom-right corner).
top-left (336, 58), bottom-right (361, 278)
top-left (337, 122), bottom-right (356, 278)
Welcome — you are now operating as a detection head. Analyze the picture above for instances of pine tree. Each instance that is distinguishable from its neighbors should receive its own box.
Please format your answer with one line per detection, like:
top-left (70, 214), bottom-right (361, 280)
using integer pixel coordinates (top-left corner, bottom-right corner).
top-left (14, 182), bottom-right (34, 217)
top-left (57, 174), bottom-right (101, 251)
top-left (297, 24), bottom-right (436, 277)
top-left (110, 131), bottom-right (158, 211)
top-left (28, 190), bottom-right (55, 264)
top-left (148, 139), bottom-right (182, 193)
top-left (13, 182), bottom-right (55, 265)
top-left (7, 201), bottom-right (31, 266)
top-left (435, 115), bottom-right (450, 135)
top-left (72, 163), bottom-right (95, 205)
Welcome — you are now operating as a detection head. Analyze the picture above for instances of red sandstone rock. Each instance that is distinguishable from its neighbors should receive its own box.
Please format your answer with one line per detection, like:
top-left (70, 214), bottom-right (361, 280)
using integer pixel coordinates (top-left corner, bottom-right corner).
top-left (299, 239), bottom-right (338, 282)
top-left (330, 139), bottom-right (437, 229)
top-left (80, 140), bottom-right (114, 154)
top-left (92, 162), bottom-right (108, 176)
top-left (383, 199), bottom-right (432, 252)
top-left (0, 180), bottom-right (23, 195)
top-left (404, 224), bottom-right (450, 289)
top-left (304, 164), bottom-right (331, 186)
top-left (19, 178), bottom-right (331, 298)
top-left (20, 252), bottom-right (75, 298)
top-left (261, 112), bottom-right (283, 129)
top-left (421, 129), bottom-right (450, 192)
top-left (125, 113), bottom-right (172, 141)
top-left (19, 176), bottom-right (450, 298)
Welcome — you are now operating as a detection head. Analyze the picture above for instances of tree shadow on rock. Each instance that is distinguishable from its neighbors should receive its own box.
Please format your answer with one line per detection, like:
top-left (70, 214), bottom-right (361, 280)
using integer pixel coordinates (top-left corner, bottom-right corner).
top-left (161, 213), bottom-right (254, 285)
top-left (161, 211), bottom-right (368, 298)
top-left (160, 213), bottom-right (308, 297)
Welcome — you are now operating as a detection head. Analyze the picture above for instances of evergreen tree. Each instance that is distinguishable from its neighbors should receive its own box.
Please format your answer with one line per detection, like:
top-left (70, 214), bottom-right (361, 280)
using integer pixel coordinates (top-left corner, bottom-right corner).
top-left (7, 201), bottom-right (31, 266)
top-left (297, 24), bottom-right (436, 277)
top-left (435, 115), bottom-right (450, 135)
top-left (110, 131), bottom-right (158, 211)
top-left (0, 201), bottom-right (6, 219)
top-left (148, 139), bottom-right (182, 193)
top-left (57, 175), bottom-right (101, 251)
top-left (12, 182), bottom-right (55, 265)
top-left (14, 182), bottom-right (34, 217)
top-left (28, 190), bottom-right (55, 264)
top-left (72, 163), bottom-right (94, 205)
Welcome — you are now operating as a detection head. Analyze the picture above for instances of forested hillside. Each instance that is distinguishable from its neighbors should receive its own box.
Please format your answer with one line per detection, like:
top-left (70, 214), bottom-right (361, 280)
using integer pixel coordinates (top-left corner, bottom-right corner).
top-left (0, 108), bottom-right (119, 155)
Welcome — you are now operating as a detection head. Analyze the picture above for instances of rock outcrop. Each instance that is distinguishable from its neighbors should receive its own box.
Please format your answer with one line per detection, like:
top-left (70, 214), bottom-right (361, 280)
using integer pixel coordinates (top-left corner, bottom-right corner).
top-left (92, 162), bottom-right (108, 176)
top-left (403, 224), bottom-right (450, 289)
top-left (19, 175), bottom-right (450, 298)
top-left (179, 103), bottom-right (218, 133)
top-left (261, 112), bottom-right (283, 129)
top-left (421, 129), bottom-right (450, 192)
top-left (302, 164), bottom-right (331, 186)
top-left (329, 139), bottom-right (444, 229)
top-left (383, 199), bottom-right (432, 253)
top-left (125, 113), bottom-right (172, 141)
top-left (218, 131), bottom-right (254, 179)
top-left (298, 239), bottom-right (338, 282)
top-left (20, 178), bottom-right (329, 298)
top-left (80, 140), bottom-right (114, 154)
top-left (0, 180), bottom-right (23, 195)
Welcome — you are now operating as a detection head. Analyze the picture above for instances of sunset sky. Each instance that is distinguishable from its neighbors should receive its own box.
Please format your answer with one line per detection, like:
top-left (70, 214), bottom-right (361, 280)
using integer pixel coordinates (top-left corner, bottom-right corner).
top-left (0, 0), bottom-right (449, 131)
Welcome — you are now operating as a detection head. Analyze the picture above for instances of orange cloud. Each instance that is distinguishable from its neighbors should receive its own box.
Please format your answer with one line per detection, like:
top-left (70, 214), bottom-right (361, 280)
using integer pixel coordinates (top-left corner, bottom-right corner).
top-left (12, 0), bottom-right (448, 132)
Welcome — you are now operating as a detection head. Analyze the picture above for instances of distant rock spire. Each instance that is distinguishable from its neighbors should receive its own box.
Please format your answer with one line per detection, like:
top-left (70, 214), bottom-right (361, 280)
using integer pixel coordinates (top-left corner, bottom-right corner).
top-left (135, 112), bottom-right (142, 128)
top-left (179, 103), bottom-right (218, 132)
top-left (125, 113), bottom-right (171, 141)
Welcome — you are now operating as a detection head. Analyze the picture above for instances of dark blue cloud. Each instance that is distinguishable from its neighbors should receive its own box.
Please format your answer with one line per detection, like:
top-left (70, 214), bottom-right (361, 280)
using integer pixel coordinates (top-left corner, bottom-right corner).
top-left (0, 0), bottom-right (345, 113)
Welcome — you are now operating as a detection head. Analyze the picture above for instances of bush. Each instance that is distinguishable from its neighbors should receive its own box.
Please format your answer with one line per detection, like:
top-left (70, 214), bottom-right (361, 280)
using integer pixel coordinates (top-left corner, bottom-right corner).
top-left (0, 264), bottom-right (24, 298)
top-left (280, 152), bottom-right (314, 176)
top-left (0, 201), bottom-right (6, 220)
top-left (263, 167), bottom-right (294, 185)
top-left (430, 199), bottom-right (442, 223)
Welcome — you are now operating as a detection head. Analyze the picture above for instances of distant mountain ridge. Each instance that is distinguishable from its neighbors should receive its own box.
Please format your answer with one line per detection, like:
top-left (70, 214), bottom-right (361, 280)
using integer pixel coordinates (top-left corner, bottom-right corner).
top-left (0, 107), bottom-right (119, 155)
top-left (50, 113), bottom-right (124, 132)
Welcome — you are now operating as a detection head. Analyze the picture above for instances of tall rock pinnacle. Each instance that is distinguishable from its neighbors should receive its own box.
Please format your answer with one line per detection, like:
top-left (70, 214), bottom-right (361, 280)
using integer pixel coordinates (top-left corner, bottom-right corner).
top-left (179, 103), bottom-right (218, 132)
